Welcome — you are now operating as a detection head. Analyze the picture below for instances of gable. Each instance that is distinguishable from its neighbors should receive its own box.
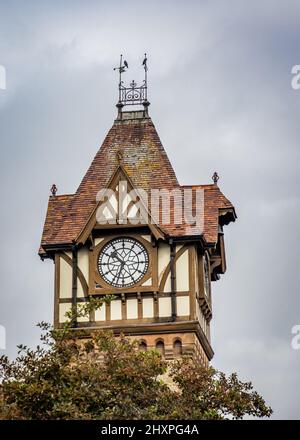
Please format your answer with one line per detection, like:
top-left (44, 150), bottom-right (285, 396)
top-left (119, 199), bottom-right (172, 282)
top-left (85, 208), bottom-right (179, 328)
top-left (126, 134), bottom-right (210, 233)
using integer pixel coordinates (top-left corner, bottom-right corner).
top-left (39, 113), bottom-right (236, 256)
top-left (76, 165), bottom-right (165, 244)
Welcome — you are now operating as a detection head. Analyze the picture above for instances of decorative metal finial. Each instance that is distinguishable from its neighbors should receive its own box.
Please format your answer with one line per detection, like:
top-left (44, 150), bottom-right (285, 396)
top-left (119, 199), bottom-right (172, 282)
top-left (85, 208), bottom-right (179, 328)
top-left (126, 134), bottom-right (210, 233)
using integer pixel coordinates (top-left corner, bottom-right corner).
top-left (212, 172), bottom-right (219, 185)
top-left (114, 53), bottom-right (150, 115)
top-left (51, 184), bottom-right (57, 196)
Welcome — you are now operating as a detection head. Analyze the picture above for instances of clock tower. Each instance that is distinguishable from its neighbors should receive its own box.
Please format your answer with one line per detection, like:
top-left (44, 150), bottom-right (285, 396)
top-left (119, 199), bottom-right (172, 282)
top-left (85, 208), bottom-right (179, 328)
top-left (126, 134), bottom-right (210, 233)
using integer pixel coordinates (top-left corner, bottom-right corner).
top-left (39, 56), bottom-right (236, 365)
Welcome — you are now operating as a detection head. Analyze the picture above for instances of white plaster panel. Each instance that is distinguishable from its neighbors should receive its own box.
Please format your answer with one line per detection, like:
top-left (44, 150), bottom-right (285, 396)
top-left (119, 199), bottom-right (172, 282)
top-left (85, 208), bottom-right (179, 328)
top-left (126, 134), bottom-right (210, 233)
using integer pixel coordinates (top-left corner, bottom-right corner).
top-left (158, 243), bottom-right (170, 282)
top-left (164, 273), bottom-right (171, 293)
top-left (142, 297), bottom-right (154, 318)
top-left (142, 277), bottom-right (152, 287)
top-left (95, 303), bottom-right (106, 321)
top-left (59, 257), bottom-right (72, 298)
top-left (141, 235), bottom-right (151, 242)
top-left (127, 298), bottom-right (138, 319)
top-left (177, 296), bottom-right (190, 316)
top-left (95, 237), bottom-right (104, 246)
top-left (110, 300), bottom-right (122, 320)
top-left (176, 250), bottom-right (189, 291)
top-left (77, 280), bottom-right (84, 298)
top-left (77, 248), bottom-right (89, 298)
top-left (59, 303), bottom-right (71, 323)
top-left (77, 310), bottom-right (89, 323)
top-left (78, 248), bottom-right (89, 282)
top-left (158, 297), bottom-right (172, 317)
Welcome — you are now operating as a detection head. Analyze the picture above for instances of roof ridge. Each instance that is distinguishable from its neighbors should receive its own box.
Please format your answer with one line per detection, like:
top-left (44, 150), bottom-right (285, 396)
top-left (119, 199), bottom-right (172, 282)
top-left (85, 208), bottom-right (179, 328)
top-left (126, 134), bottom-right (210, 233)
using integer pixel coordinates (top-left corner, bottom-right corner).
top-left (181, 184), bottom-right (215, 188)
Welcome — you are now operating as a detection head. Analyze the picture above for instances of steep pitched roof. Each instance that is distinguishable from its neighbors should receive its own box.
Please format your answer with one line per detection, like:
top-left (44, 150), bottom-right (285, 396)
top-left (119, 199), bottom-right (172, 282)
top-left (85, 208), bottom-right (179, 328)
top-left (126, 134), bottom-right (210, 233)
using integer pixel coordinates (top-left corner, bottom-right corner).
top-left (161, 184), bottom-right (235, 243)
top-left (40, 194), bottom-right (74, 254)
top-left (39, 111), bottom-right (235, 255)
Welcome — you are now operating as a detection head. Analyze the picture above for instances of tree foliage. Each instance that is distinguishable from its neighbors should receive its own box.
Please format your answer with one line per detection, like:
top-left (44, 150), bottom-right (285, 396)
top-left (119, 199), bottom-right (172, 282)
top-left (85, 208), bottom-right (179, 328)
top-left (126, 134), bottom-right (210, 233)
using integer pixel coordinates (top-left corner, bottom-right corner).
top-left (0, 303), bottom-right (272, 420)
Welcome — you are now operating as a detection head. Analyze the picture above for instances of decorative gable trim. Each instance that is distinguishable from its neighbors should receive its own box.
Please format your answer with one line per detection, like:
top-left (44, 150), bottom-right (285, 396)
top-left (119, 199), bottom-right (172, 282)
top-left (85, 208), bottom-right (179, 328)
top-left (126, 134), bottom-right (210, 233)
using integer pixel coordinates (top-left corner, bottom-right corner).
top-left (76, 164), bottom-right (165, 245)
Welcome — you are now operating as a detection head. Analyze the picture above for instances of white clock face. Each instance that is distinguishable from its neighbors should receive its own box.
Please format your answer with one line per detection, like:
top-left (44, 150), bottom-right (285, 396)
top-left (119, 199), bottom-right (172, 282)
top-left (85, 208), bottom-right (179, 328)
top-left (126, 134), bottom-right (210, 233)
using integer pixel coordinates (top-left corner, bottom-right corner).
top-left (98, 237), bottom-right (149, 288)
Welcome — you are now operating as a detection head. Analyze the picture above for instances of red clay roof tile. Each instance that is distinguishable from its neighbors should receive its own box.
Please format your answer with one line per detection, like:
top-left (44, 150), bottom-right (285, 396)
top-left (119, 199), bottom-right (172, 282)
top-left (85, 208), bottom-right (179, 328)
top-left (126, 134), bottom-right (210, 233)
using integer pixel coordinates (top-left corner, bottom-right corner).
top-left (39, 114), bottom-right (235, 254)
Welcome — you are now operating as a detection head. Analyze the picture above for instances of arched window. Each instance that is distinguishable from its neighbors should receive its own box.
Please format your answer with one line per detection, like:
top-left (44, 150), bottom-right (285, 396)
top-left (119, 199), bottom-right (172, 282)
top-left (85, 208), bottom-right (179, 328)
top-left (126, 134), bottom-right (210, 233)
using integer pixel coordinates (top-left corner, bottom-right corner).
top-left (173, 339), bottom-right (182, 358)
top-left (155, 340), bottom-right (165, 357)
top-left (139, 340), bottom-right (147, 351)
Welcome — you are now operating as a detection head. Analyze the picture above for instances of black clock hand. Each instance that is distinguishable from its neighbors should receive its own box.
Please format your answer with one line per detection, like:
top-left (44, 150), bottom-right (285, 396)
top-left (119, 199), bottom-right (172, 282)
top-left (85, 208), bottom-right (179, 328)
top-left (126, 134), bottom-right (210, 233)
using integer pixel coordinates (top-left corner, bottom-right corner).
top-left (126, 260), bottom-right (145, 266)
top-left (110, 250), bottom-right (124, 264)
top-left (112, 261), bottom-right (124, 281)
top-left (115, 261), bottom-right (125, 284)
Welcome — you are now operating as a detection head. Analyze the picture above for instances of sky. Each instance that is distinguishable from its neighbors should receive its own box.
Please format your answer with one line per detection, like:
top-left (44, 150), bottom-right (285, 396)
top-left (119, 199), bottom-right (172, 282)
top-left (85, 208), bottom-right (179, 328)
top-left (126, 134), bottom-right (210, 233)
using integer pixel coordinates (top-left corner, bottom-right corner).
top-left (1, 0), bottom-right (300, 419)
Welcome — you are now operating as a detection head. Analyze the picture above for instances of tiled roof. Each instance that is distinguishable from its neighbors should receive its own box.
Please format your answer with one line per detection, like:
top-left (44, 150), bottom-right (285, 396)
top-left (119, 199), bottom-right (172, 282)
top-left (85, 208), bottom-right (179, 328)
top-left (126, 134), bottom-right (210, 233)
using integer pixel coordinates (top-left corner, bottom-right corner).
top-left (39, 113), bottom-right (235, 255)
top-left (40, 194), bottom-right (74, 254)
top-left (161, 184), bottom-right (235, 243)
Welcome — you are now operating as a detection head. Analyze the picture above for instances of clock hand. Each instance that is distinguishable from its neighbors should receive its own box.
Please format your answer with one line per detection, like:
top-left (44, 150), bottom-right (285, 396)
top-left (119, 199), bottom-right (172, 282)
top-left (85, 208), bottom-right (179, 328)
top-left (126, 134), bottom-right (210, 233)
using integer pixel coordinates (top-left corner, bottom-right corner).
top-left (110, 250), bottom-right (124, 264)
top-left (126, 260), bottom-right (145, 266)
top-left (115, 261), bottom-right (125, 284)
top-left (113, 261), bottom-right (124, 282)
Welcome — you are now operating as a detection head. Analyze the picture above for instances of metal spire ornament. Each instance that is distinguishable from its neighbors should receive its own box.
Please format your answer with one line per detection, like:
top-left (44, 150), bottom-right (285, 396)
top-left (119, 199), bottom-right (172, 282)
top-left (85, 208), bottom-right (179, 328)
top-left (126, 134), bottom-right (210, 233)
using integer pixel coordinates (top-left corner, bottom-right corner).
top-left (50, 184), bottom-right (57, 196)
top-left (114, 53), bottom-right (150, 117)
top-left (212, 172), bottom-right (219, 185)
top-left (113, 54), bottom-right (129, 105)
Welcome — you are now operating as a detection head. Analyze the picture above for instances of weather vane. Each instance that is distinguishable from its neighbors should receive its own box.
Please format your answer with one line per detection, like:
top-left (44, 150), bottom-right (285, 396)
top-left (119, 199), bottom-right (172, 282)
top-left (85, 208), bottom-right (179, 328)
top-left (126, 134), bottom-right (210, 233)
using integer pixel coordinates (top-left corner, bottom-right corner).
top-left (114, 53), bottom-right (150, 116)
top-left (113, 54), bottom-right (128, 87)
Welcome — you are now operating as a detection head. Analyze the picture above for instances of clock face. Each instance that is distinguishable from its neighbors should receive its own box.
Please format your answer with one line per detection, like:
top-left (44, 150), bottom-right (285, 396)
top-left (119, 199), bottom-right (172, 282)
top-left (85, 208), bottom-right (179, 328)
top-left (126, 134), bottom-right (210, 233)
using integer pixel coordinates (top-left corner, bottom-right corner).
top-left (97, 237), bottom-right (149, 288)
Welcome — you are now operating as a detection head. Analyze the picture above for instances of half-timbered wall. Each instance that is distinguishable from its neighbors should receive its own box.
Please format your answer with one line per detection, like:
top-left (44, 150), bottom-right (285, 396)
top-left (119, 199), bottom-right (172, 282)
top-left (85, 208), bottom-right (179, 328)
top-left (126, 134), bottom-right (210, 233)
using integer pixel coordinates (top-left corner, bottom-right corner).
top-left (54, 232), bottom-right (212, 354)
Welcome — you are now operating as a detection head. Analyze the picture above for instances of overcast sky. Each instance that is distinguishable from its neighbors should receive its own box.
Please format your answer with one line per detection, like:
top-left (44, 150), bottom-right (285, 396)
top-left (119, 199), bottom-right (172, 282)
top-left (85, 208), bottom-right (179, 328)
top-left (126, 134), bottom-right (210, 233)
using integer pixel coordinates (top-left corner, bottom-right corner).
top-left (1, 0), bottom-right (300, 419)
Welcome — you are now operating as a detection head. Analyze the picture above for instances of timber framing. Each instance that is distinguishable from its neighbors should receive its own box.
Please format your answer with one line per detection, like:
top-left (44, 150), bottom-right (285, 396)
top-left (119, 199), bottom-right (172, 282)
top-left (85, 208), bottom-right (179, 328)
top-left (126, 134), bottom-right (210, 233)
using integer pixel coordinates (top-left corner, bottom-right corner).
top-left (89, 232), bottom-right (157, 295)
top-left (71, 244), bottom-right (78, 328)
top-left (76, 165), bottom-right (165, 246)
top-left (170, 239), bottom-right (177, 321)
top-left (39, 110), bottom-right (236, 366)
